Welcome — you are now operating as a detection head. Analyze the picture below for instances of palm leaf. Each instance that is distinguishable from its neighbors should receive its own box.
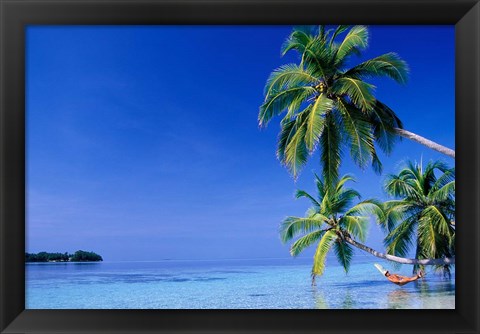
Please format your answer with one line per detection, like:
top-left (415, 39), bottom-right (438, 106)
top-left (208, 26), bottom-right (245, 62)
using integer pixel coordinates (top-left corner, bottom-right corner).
top-left (384, 216), bottom-right (417, 257)
top-left (314, 172), bottom-right (327, 201)
top-left (259, 86), bottom-right (315, 126)
top-left (318, 25), bottom-right (326, 40)
top-left (371, 150), bottom-right (383, 174)
top-left (295, 189), bottom-right (321, 207)
top-left (336, 99), bottom-right (376, 169)
top-left (335, 25), bottom-right (368, 64)
top-left (276, 117), bottom-right (297, 163)
top-left (431, 167), bottom-right (455, 192)
top-left (370, 100), bottom-right (403, 154)
top-left (305, 94), bottom-right (332, 151)
top-left (417, 214), bottom-right (439, 257)
top-left (381, 200), bottom-right (413, 233)
top-left (284, 122), bottom-right (309, 178)
top-left (334, 174), bottom-right (356, 192)
top-left (333, 240), bottom-right (354, 273)
top-left (290, 230), bottom-right (326, 256)
top-left (332, 77), bottom-right (376, 112)
top-left (339, 215), bottom-right (369, 242)
top-left (346, 199), bottom-right (386, 222)
top-left (264, 63), bottom-right (319, 99)
top-left (280, 215), bottom-right (328, 243)
top-left (300, 39), bottom-right (333, 78)
top-left (331, 189), bottom-right (362, 214)
top-left (319, 113), bottom-right (342, 187)
top-left (328, 25), bottom-right (351, 47)
top-left (384, 174), bottom-right (421, 200)
top-left (421, 205), bottom-right (454, 237)
top-left (430, 181), bottom-right (455, 202)
top-left (312, 229), bottom-right (337, 277)
top-left (281, 29), bottom-right (314, 56)
top-left (343, 52), bottom-right (409, 84)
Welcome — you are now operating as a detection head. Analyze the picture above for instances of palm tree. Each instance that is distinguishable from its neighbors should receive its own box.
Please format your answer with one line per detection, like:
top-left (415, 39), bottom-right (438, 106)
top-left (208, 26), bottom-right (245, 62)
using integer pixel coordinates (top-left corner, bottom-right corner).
top-left (258, 25), bottom-right (454, 186)
top-left (281, 172), bottom-right (455, 284)
top-left (382, 160), bottom-right (455, 275)
top-left (280, 173), bottom-right (384, 284)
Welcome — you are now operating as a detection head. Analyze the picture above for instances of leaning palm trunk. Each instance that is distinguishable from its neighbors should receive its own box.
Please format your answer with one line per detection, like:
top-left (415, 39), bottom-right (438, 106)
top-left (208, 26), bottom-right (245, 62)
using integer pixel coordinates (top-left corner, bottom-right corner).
top-left (344, 236), bottom-right (455, 266)
top-left (394, 128), bottom-right (455, 159)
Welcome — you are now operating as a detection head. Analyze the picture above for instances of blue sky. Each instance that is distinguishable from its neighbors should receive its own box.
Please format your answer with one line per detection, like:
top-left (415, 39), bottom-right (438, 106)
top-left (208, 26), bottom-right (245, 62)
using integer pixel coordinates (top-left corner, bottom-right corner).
top-left (26, 25), bottom-right (454, 261)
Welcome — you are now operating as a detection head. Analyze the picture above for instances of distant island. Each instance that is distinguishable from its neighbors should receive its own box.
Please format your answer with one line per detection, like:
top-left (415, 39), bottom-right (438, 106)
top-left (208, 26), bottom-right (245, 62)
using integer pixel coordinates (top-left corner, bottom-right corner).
top-left (26, 250), bottom-right (103, 262)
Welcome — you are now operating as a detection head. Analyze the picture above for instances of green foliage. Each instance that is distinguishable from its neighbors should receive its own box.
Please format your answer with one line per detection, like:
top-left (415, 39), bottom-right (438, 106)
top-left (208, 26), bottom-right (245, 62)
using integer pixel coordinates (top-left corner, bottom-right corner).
top-left (290, 230), bottom-right (326, 257)
top-left (263, 64), bottom-right (319, 100)
top-left (280, 215), bottom-right (329, 244)
top-left (319, 113), bottom-right (342, 186)
top-left (280, 174), bottom-right (384, 283)
top-left (332, 78), bottom-right (376, 111)
top-left (258, 25), bottom-right (409, 183)
top-left (328, 25), bottom-right (351, 47)
top-left (312, 230), bottom-right (337, 277)
top-left (259, 86), bottom-right (316, 127)
top-left (305, 94), bottom-right (332, 151)
top-left (70, 250), bottom-right (103, 262)
top-left (382, 160), bottom-right (455, 274)
top-left (339, 215), bottom-right (369, 243)
top-left (25, 250), bottom-right (103, 262)
top-left (284, 122), bottom-right (309, 178)
top-left (333, 240), bottom-right (354, 273)
top-left (344, 52), bottom-right (409, 84)
top-left (336, 99), bottom-right (376, 170)
top-left (25, 252), bottom-right (70, 262)
top-left (335, 25), bottom-right (369, 64)
top-left (369, 100), bottom-right (403, 155)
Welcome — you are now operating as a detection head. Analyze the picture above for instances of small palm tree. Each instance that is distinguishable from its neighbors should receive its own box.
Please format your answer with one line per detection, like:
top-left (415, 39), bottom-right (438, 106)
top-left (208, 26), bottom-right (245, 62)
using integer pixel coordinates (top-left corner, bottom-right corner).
top-left (382, 160), bottom-right (455, 275)
top-left (280, 173), bottom-right (384, 284)
top-left (259, 25), bottom-right (454, 186)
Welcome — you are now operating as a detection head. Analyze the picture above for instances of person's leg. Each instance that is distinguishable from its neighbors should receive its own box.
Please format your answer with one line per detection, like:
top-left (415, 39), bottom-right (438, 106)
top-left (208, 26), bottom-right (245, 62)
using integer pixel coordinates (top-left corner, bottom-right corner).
top-left (400, 275), bottom-right (420, 283)
top-left (386, 273), bottom-right (422, 285)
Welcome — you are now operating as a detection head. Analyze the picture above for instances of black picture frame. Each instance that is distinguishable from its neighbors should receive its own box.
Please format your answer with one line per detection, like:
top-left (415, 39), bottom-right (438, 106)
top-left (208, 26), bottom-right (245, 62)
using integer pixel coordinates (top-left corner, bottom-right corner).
top-left (1, 0), bottom-right (479, 333)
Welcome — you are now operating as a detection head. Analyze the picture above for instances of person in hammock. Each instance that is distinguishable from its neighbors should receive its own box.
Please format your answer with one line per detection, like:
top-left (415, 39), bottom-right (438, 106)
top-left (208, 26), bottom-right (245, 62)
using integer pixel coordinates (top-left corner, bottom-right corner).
top-left (374, 263), bottom-right (425, 286)
top-left (384, 270), bottom-right (425, 286)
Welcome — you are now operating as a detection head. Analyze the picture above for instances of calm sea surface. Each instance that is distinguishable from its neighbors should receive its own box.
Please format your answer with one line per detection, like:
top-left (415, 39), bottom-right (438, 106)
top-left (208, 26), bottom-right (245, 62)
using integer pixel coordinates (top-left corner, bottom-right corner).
top-left (26, 257), bottom-right (455, 309)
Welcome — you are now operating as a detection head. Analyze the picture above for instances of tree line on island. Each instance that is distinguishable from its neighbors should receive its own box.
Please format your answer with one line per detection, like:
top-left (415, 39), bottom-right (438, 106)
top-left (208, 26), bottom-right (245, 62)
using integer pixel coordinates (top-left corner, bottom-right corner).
top-left (259, 25), bottom-right (455, 284)
top-left (26, 250), bottom-right (103, 262)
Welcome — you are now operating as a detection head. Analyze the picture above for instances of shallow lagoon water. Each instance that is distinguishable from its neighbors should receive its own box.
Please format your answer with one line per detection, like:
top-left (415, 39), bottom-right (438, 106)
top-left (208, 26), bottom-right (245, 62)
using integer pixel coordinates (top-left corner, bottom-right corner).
top-left (26, 257), bottom-right (454, 309)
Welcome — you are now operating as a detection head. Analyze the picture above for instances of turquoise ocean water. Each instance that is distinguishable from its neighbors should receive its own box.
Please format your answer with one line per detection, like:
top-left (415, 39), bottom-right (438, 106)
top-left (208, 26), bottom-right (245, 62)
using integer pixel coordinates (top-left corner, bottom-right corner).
top-left (26, 257), bottom-right (455, 309)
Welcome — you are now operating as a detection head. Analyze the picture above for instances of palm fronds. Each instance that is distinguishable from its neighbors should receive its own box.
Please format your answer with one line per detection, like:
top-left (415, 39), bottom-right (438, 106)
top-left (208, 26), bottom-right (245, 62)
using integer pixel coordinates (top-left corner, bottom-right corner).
top-left (281, 173), bottom-right (383, 283)
top-left (312, 229), bottom-right (337, 277)
top-left (343, 52), bottom-right (409, 84)
top-left (335, 25), bottom-right (369, 64)
top-left (382, 160), bottom-right (455, 274)
top-left (259, 25), bottom-right (409, 181)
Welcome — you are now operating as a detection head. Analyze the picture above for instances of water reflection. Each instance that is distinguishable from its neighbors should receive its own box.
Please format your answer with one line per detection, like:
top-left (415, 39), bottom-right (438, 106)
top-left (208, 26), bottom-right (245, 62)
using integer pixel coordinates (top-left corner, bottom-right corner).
top-left (341, 290), bottom-right (356, 309)
top-left (312, 287), bottom-right (329, 309)
top-left (312, 287), bottom-right (357, 309)
top-left (313, 276), bottom-right (455, 309)
top-left (386, 277), bottom-right (455, 309)
top-left (415, 279), bottom-right (455, 295)
top-left (387, 289), bottom-right (412, 309)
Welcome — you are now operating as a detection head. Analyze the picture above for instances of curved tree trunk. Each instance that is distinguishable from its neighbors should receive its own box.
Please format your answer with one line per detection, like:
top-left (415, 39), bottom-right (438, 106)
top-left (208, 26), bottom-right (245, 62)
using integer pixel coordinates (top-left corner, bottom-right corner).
top-left (394, 128), bottom-right (455, 159)
top-left (344, 236), bottom-right (455, 266)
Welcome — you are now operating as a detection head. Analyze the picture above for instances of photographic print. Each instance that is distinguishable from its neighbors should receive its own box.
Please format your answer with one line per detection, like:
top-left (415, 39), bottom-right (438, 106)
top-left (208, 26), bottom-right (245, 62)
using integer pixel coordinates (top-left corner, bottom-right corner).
top-left (25, 25), bottom-right (455, 309)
